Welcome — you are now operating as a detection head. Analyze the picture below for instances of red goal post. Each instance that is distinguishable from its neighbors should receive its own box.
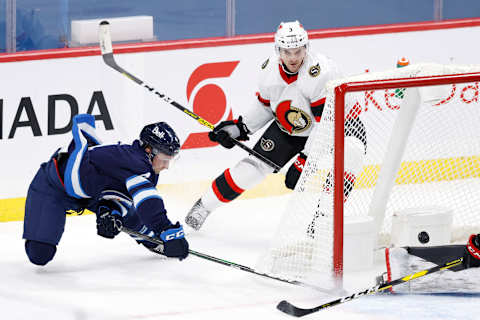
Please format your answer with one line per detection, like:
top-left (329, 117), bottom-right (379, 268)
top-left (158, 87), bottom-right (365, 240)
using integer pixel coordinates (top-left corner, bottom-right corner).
top-left (332, 71), bottom-right (480, 277)
top-left (256, 63), bottom-right (480, 287)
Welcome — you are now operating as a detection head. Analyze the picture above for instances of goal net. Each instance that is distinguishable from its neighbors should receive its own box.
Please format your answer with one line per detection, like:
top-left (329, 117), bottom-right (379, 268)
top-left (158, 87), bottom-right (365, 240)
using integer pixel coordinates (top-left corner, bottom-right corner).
top-left (256, 63), bottom-right (480, 285)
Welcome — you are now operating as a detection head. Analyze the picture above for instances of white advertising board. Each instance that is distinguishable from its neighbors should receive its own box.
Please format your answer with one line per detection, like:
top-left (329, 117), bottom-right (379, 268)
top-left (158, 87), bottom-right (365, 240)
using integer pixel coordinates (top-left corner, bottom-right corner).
top-left (1, 24), bottom-right (480, 199)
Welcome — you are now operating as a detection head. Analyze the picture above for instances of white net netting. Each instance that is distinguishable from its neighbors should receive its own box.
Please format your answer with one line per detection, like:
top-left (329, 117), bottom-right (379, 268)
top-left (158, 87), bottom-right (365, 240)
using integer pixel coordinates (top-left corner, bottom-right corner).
top-left (256, 63), bottom-right (480, 285)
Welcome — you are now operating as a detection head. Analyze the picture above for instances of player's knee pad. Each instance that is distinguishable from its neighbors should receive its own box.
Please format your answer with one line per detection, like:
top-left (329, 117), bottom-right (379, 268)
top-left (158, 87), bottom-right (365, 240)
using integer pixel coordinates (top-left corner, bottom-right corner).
top-left (230, 156), bottom-right (274, 189)
top-left (204, 156), bottom-right (273, 209)
top-left (25, 240), bottom-right (57, 266)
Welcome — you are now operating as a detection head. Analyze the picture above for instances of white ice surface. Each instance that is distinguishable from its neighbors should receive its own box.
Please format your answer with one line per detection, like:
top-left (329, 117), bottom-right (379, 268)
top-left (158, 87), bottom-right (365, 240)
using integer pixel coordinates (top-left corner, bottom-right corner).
top-left (1, 195), bottom-right (478, 320)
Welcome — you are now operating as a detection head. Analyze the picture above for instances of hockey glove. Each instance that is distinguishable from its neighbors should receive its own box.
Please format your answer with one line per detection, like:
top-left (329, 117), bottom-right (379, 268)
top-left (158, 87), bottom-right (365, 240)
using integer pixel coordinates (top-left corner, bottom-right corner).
top-left (285, 152), bottom-right (307, 190)
top-left (208, 116), bottom-right (250, 149)
top-left (96, 206), bottom-right (123, 239)
top-left (464, 234), bottom-right (480, 269)
top-left (144, 222), bottom-right (189, 261)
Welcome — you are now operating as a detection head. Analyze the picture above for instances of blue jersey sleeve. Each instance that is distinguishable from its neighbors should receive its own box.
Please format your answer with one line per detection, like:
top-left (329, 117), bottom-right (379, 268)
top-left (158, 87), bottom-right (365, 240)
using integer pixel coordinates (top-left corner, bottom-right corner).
top-left (125, 173), bottom-right (171, 231)
top-left (86, 141), bottom-right (172, 232)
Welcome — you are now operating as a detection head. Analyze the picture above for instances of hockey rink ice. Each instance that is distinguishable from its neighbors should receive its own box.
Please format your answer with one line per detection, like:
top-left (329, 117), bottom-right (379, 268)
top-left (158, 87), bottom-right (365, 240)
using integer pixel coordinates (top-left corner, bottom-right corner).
top-left (1, 194), bottom-right (478, 320)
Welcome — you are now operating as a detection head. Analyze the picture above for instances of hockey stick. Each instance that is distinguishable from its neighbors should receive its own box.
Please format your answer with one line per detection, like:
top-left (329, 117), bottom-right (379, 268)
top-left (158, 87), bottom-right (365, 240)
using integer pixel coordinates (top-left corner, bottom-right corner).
top-left (98, 21), bottom-right (281, 172)
top-left (276, 257), bottom-right (465, 317)
top-left (121, 226), bottom-right (303, 286)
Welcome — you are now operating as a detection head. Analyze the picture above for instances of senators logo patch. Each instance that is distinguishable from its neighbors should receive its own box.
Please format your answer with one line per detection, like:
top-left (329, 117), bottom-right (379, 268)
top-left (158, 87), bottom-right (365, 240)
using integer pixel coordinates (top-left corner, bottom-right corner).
top-left (275, 100), bottom-right (312, 134)
top-left (309, 63), bottom-right (321, 77)
top-left (260, 138), bottom-right (275, 151)
top-left (261, 58), bottom-right (269, 69)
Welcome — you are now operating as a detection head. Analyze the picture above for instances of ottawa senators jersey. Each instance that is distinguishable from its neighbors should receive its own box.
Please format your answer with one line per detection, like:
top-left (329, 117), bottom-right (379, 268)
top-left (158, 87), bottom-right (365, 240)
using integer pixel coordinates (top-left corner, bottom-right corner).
top-left (243, 52), bottom-right (341, 137)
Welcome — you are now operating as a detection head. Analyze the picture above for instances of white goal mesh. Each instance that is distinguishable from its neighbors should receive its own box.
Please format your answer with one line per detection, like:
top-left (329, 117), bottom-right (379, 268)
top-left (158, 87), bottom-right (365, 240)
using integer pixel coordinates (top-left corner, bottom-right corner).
top-left (256, 63), bottom-right (480, 285)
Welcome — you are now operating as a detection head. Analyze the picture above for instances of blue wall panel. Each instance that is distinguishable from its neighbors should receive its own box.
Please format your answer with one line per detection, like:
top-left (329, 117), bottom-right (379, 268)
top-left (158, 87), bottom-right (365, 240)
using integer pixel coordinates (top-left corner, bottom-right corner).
top-left (235, 0), bottom-right (434, 34)
top-left (1, 0), bottom-right (480, 52)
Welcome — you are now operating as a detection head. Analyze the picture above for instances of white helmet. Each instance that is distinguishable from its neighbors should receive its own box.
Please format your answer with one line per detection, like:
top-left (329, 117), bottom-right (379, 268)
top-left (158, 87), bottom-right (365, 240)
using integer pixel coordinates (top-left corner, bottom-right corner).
top-left (274, 21), bottom-right (309, 52)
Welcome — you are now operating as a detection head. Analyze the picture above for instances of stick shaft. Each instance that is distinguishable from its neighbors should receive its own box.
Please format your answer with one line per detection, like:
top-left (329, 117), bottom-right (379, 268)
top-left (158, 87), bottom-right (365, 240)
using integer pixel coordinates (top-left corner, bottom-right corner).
top-left (98, 21), bottom-right (281, 171)
top-left (121, 226), bottom-right (301, 286)
top-left (277, 257), bottom-right (465, 317)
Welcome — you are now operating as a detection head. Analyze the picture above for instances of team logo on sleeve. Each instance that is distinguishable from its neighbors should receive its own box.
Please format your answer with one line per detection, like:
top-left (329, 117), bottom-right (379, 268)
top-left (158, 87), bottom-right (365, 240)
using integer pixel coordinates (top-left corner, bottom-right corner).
top-left (261, 58), bottom-right (269, 69)
top-left (275, 100), bottom-right (312, 134)
top-left (140, 172), bottom-right (151, 179)
top-left (309, 63), bottom-right (321, 77)
top-left (260, 138), bottom-right (275, 151)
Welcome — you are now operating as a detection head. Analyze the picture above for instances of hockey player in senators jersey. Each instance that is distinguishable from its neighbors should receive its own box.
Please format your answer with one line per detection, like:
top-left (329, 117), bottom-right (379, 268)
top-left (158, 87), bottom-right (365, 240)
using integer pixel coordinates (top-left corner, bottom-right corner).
top-left (23, 114), bottom-right (189, 266)
top-left (185, 21), bottom-right (367, 230)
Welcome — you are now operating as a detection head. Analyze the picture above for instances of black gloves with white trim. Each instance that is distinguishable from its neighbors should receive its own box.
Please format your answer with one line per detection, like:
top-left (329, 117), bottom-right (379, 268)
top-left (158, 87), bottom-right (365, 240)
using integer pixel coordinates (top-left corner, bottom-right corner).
top-left (208, 116), bottom-right (250, 149)
top-left (95, 200), bottom-right (188, 260)
top-left (96, 202), bottom-right (123, 239)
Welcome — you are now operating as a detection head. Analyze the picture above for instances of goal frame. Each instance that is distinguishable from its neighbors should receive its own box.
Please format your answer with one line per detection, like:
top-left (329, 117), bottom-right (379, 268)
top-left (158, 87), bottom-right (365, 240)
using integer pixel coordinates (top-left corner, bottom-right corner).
top-left (332, 72), bottom-right (480, 277)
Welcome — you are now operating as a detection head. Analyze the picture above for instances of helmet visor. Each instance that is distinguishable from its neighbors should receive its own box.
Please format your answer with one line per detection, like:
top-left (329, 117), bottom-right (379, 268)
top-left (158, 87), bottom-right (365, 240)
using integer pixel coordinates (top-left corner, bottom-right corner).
top-left (151, 145), bottom-right (180, 157)
top-left (152, 151), bottom-right (180, 169)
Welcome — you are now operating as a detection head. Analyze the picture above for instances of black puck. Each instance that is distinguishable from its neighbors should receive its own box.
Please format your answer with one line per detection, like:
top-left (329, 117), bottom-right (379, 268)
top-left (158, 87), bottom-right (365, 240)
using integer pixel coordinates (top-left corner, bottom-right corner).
top-left (418, 231), bottom-right (430, 244)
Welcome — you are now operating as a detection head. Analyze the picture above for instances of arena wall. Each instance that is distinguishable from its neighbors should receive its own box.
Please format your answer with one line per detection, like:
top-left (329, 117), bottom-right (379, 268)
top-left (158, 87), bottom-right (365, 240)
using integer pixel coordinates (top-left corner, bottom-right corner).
top-left (1, 18), bottom-right (480, 221)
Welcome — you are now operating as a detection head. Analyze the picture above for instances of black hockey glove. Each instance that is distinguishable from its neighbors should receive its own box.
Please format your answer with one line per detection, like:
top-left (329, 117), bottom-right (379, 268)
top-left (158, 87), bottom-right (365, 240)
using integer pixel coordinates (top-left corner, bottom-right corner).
top-left (208, 116), bottom-right (250, 149)
top-left (96, 205), bottom-right (123, 239)
top-left (463, 234), bottom-right (480, 269)
top-left (144, 222), bottom-right (189, 261)
top-left (285, 152), bottom-right (307, 190)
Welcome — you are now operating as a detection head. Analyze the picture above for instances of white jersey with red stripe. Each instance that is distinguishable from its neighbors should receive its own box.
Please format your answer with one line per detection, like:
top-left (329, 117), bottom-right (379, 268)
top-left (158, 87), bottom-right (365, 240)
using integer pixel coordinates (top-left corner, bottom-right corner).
top-left (243, 52), bottom-right (341, 137)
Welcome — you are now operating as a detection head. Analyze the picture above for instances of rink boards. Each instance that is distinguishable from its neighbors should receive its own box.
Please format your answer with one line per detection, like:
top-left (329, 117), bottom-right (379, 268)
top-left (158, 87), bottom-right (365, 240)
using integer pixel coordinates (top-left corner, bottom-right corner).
top-left (1, 19), bottom-right (480, 221)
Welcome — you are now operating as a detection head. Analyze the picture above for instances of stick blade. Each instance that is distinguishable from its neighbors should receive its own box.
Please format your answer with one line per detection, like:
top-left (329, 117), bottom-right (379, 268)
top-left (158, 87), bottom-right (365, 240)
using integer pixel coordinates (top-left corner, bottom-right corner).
top-left (276, 300), bottom-right (312, 317)
top-left (98, 20), bottom-right (113, 55)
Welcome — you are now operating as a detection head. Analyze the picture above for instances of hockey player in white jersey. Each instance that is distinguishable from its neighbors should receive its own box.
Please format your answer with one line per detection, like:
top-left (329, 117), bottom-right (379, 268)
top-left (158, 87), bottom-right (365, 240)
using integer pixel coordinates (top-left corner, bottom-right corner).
top-left (185, 21), bottom-right (367, 231)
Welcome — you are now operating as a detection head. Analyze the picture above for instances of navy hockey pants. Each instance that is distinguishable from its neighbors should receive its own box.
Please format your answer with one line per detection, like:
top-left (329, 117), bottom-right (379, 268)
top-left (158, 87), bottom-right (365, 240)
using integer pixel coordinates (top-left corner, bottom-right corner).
top-left (23, 158), bottom-right (83, 264)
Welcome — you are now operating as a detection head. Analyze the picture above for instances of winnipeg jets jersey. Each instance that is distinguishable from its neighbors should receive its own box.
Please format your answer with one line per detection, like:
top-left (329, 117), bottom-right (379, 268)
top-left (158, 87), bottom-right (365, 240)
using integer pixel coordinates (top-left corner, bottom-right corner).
top-left (49, 114), bottom-right (172, 233)
top-left (243, 52), bottom-right (341, 137)
top-left (57, 139), bottom-right (170, 231)
top-left (86, 141), bottom-right (171, 230)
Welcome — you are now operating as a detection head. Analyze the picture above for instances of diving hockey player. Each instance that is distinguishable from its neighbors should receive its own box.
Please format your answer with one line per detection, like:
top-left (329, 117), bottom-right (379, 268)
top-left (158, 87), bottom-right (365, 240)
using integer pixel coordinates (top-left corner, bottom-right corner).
top-left (23, 114), bottom-right (189, 266)
top-left (379, 234), bottom-right (480, 293)
top-left (185, 20), bottom-right (367, 231)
